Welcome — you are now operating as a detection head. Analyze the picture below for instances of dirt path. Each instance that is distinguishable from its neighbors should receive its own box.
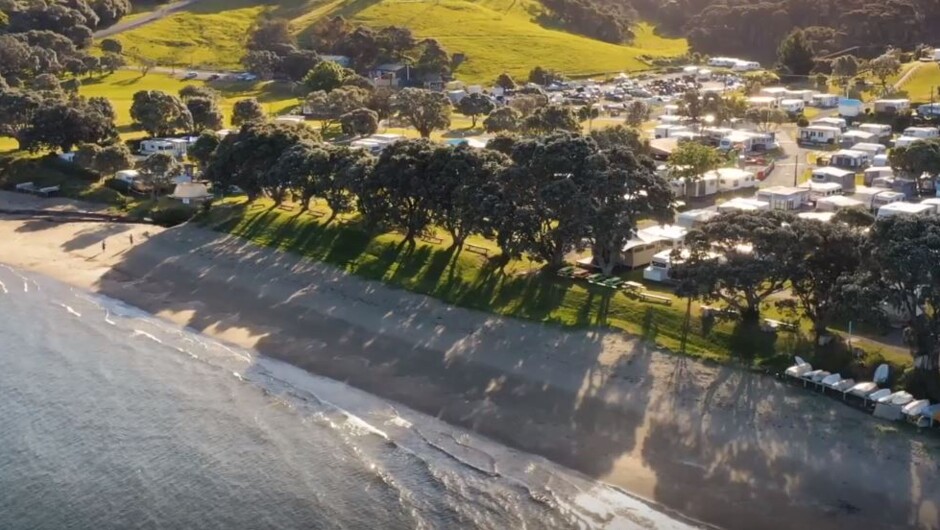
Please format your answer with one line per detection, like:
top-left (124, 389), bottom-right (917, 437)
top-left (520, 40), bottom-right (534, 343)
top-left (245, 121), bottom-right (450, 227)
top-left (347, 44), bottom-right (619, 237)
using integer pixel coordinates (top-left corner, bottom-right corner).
top-left (93, 0), bottom-right (204, 39)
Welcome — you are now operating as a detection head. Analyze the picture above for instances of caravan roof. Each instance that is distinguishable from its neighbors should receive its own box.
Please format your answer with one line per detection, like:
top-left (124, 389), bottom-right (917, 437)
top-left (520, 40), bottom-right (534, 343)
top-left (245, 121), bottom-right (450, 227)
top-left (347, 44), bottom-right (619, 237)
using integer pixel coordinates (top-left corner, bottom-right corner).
top-left (813, 167), bottom-right (854, 178)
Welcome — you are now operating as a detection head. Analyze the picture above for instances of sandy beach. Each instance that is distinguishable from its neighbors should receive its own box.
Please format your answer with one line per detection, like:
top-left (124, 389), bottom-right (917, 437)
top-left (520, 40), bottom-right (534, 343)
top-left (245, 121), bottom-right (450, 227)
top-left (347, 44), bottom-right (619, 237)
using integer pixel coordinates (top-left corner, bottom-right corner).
top-left (1, 191), bottom-right (937, 530)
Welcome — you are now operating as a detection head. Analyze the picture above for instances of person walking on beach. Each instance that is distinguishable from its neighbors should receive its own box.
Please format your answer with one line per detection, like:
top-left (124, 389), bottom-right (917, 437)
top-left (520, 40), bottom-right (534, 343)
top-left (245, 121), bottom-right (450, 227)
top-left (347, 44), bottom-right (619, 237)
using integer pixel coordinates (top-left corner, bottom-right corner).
top-left (101, 240), bottom-right (106, 252)
top-left (129, 234), bottom-right (134, 245)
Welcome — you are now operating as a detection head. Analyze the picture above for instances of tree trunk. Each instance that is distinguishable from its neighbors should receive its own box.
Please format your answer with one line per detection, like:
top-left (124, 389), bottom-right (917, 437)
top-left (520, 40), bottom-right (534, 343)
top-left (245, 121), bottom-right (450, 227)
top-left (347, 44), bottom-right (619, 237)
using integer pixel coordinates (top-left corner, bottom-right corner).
top-left (324, 211), bottom-right (338, 225)
top-left (471, 115), bottom-right (478, 128)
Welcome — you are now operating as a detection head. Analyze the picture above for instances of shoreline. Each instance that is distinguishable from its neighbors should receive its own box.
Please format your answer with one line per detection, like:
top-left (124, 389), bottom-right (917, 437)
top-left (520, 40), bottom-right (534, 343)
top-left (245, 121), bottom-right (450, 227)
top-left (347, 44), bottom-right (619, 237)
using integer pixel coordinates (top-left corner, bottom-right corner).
top-left (0, 205), bottom-right (937, 529)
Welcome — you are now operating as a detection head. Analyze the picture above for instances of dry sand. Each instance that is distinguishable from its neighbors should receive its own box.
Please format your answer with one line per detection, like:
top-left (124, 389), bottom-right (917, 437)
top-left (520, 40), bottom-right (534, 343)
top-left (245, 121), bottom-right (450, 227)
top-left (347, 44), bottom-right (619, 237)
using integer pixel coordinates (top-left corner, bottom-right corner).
top-left (0, 192), bottom-right (938, 530)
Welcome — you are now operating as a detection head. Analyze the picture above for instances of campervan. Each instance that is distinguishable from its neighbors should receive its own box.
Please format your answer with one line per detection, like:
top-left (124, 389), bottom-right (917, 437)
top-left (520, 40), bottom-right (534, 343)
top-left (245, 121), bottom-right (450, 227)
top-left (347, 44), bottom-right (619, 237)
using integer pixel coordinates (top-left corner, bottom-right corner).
top-left (811, 94), bottom-right (839, 108)
top-left (779, 98), bottom-right (805, 114)
top-left (654, 124), bottom-right (690, 139)
top-left (140, 138), bottom-right (188, 158)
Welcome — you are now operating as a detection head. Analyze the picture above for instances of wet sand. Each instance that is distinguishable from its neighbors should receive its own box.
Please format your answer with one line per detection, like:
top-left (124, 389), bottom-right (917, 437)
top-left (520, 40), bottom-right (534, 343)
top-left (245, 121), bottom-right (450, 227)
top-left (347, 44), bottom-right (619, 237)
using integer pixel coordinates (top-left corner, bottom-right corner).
top-left (1, 192), bottom-right (937, 530)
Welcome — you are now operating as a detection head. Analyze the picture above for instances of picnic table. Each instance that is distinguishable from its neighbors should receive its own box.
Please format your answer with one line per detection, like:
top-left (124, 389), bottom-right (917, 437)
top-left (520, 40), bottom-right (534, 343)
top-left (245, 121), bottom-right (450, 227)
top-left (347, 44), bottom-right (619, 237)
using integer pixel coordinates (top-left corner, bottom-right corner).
top-left (639, 292), bottom-right (672, 305)
top-left (466, 244), bottom-right (489, 256)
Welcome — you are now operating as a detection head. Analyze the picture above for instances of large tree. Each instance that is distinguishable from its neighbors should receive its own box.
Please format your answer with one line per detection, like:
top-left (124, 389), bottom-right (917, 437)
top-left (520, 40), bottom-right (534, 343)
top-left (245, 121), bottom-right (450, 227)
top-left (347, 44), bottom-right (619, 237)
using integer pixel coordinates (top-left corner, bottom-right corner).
top-left (340, 107), bottom-right (379, 137)
top-left (869, 50), bottom-right (902, 95)
top-left (189, 130), bottom-right (222, 169)
top-left (130, 90), bottom-right (193, 137)
top-left (456, 93), bottom-right (495, 128)
top-left (303, 86), bottom-right (369, 133)
top-left (777, 29), bottom-right (815, 77)
top-left (889, 139), bottom-right (940, 188)
top-left (393, 88), bottom-right (451, 138)
top-left (138, 152), bottom-right (183, 197)
top-left (368, 138), bottom-right (439, 245)
top-left (185, 96), bottom-right (224, 133)
top-left (303, 60), bottom-right (351, 93)
top-left (667, 141), bottom-right (722, 198)
top-left (483, 106), bottom-right (521, 133)
top-left (231, 98), bottom-right (267, 127)
top-left (523, 104), bottom-right (580, 135)
top-left (19, 98), bottom-right (118, 153)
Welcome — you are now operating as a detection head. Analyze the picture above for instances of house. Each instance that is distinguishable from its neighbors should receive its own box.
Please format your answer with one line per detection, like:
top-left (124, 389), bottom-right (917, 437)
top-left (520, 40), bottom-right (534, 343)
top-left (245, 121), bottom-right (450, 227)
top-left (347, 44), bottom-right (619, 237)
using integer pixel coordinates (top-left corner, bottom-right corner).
top-left (876, 201), bottom-right (936, 219)
top-left (799, 181), bottom-right (843, 201)
top-left (812, 167), bottom-right (856, 191)
top-left (759, 87), bottom-right (789, 99)
top-left (370, 63), bottom-right (412, 88)
top-left (838, 98), bottom-right (864, 117)
top-left (840, 130), bottom-right (877, 147)
top-left (169, 182), bottom-right (212, 205)
top-left (746, 96), bottom-right (777, 109)
top-left (618, 224), bottom-right (688, 268)
top-left (816, 195), bottom-right (865, 212)
top-left (864, 166), bottom-right (894, 185)
top-left (829, 149), bottom-right (870, 170)
top-left (779, 98), bottom-right (805, 115)
top-left (850, 142), bottom-right (886, 156)
top-left (873, 99), bottom-right (910, 114)
top-left (851, 186), bottom-right (905, 210)
top-left (710, 167), bottom-right (757, 192)
top-left (653, 124), bottom-right (690, 139)
top-left (902, 126), bottom-right (939, 139)
top-left (799, 125), bottom-right (842, 145)
top-left (857, 123), bottom-right (893, 142)
top-left (812, 117), bottom-right (847, 131)
top-left (677, 208), bottom-right (720, 228)
top-left (811, 93), bottom-right (839, 108)
top-left (756, 186), bottom-right (811, 210)
top-left (140, 138), bottom-right (188, 158)
top-left (718, 197), bottom-right (770, 212)
top-left (718, 131), bottom-right (775, 152)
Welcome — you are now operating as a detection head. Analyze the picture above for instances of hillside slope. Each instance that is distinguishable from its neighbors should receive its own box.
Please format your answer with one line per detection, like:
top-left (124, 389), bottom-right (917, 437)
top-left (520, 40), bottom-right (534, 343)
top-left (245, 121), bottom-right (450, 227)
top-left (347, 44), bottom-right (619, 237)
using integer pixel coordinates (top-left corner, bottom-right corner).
top-left (111, 0), bottom-right (686, 83)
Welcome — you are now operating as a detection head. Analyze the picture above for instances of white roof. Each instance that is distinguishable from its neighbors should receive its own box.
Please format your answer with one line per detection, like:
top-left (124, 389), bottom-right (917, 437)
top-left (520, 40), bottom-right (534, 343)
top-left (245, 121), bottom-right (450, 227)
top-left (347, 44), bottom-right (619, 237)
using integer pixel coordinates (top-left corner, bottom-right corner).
top-left (798, 212), bottom-right (835, 222)
top-left (812, 93), bottom-right (839, 99)
top-left (843, 130), bottom-right (876, 138)
top-left (812, 117), bottom-right (846, 126)
top-left (758, 186), bottom-right (808, 196)
top-left (760, 87), bottom-right (789, 94)
top-left (858, 123), bottom-right (891, 131)
top-left (832, 149), bottom-right (868, 158)
top-left (678, 209), bottom-right (720, 221)
top-left (920, 198), bottom-right (940, 206)
top-left (875, 98), bottom-right (910, 104)
top-left (818, 195), bottom-right (863, 207)
top-left (852, 185), bottom-right (900, 197)
top-left (799, 181), bottom-right (843, 191)
top-left (864, 166), bottom-right (893, 174)
top-left (879, 202), bottom-right (936, 214)
top-left (706, 167), bottom-right (754, 180)
top-left (170, 182), bottom-right (211, 200)
top-left (718, 197), bottom-right (769, 211)
top-left (747, 96), bottom-right (777, 104)
top-left (904, 126), bottom-right (938, 134)
top-left (813, 167), bottom-right (854, 178)
top-left (636, 224), bottom-right (688, 243)
top-left (851, 142), bottom-right (883, 151)
top-left (780, 98), bottom-right (805, 105)
top-left (803, 125), bottom-right (841, 133)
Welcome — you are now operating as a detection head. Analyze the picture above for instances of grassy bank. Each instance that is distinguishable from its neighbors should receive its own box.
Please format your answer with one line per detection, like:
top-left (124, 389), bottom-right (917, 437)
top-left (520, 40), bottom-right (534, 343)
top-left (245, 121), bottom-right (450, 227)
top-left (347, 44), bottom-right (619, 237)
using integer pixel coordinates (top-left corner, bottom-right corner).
top-left (200, 198), bottom-right (911, 376)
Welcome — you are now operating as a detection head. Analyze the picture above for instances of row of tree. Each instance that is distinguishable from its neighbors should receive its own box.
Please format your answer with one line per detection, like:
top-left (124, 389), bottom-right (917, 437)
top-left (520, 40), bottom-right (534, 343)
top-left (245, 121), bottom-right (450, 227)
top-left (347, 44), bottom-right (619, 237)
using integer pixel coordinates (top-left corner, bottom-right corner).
top-left (201, 123), bottom-right (674, 271)
top-left (672, 209), bottom-right (940, 396)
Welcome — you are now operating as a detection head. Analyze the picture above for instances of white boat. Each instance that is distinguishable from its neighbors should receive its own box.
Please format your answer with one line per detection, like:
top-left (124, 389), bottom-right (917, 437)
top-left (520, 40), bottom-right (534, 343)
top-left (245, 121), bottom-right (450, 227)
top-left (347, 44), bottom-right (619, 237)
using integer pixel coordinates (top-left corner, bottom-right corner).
top-left (848, 382), bottom-right (878, 397)
top-left (785, 357), bottom-right (812, 378)
top-left (821, 373), bottom-right (843, 387)
top-left (810, 371), bottom-right (832, 384)
top-left (867, 389), bottom-right (892, 402)
top-left (831, 379), bottom-right (855, 392)
top-left (877, 391), bottom-right (914, 406)
top-left (902, 399), bottom-right (930, 418)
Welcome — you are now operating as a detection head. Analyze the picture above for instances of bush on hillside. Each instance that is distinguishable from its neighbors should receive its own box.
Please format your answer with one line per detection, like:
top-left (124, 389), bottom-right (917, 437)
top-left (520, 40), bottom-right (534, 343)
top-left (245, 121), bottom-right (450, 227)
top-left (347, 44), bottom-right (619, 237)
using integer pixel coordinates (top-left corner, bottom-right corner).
top-left (149, 204), bottom-right (197, 227)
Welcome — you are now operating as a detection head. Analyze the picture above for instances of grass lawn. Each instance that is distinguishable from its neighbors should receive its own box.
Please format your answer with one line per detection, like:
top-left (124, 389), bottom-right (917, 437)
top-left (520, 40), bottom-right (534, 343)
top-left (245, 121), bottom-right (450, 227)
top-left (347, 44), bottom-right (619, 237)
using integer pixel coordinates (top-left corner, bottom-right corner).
top-left (78, 71), bottom-right (301, 140)
top-left (896, 62), bottom-right (940, 103)
top-left (200, 197), bottom-right (911, 375)
top-left (107, 0), bottom-right (687, 83)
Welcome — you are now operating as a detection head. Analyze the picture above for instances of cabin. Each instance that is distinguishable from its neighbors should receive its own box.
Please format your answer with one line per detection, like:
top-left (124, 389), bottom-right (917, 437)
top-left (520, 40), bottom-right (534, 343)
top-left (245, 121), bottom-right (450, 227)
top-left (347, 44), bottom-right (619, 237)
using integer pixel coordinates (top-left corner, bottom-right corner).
top-left (840, 130), bottom-right (877, 147)
top-left (618, 225), bottom-right (688, 269)
top-left (779, 98), bottom-right (805, 115)
top-left (811, 93), bottom-right (839, 108)
top-left (873, 99), bottom-right (911, 114)
top-left (710, 167), bottom-right (757, 192)
top-left (864, 166), bottom-right (895, 185)
top-left (829, 149), bottom-right (870, 170)
top-left (799, 181), bottom-right (843, 201)
top-left (677, 208), bottom-right (720, 228)
top-left (756, 186), bottom-right (811, 210)
top-left (850, 142), bottom-right (886, 156)
top-left (140, 138), bottom-right (188, 158)
top-left (902, 126), bottom-right (939, 139)
top-left (799, 125), bottom-right (841, 145)
top-left (812, 167), bottom-right (856, 191)
top-left (717, 197), bottom-right (770, 212)
top-left (654, 124), bottom-right (691, 139)
top-left (746, 96), bottom-right (777, 109)
top-left (812, 117), bottom-right (847, 131)
top-left (857, 123), bottom-right (893, 142)
top-left (816, 195), bottom-right (865, 212)
top-left (839, 98), bottom-right (864, 117)
top-left (876, 201), bottom-right (936, 219)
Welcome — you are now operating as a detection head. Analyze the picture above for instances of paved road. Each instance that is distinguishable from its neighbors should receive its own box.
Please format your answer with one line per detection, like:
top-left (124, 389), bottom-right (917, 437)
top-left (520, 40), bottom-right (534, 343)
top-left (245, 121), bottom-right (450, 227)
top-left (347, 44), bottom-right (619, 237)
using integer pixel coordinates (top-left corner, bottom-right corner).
top-left (93, 0), bottom-right (204, 39)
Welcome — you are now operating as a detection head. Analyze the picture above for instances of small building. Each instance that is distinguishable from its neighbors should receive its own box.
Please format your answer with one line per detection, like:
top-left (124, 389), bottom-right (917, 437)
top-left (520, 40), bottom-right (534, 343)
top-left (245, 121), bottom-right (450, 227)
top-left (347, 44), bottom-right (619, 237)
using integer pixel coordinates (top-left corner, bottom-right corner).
top-left (829, 149), bottom-right (870, 170)
top-left (169, 182), bottom-right (212, 205)
top-left (816, 195), bottom-right (865, 212)
top-left (811, 93), bottom-right (839, 108)
top-left (873, 99), bottom-right (911, 114)
top-left (850, 142), bottom-right (887, 156)
top-left (717, 197), bottom-right (770, 212)
top-left (756, 186), bottom-right (811, 210)
top-left (857, 123), bottom-right (893, 141)
top-left (653, 124), bottom-right (690, 139)
top-left (812, 117), bottom-right (847, 131)
top-left (140, 138), bottom-right (188, 158)
top-left (864, 166), bottom-right (894, 185)
top-left (643, 249), bottom-right (679, 283)
top-left (371, 63), bottom-right (412, 88)
top-left (838, 98), bottom-right (864, 117)
top-left (840, 130), bottom-right (877, 147)
top-left (799, 181), bottom-right (843, 201)
top-left (799, 125), bottom-right (842, 145)
top-left (710, 167), bottom-right (757, 192)
top-left (779, 98), bottom-right (805, 114)
top-left (902, 126), bottom-right (939, 139)
top-left (812, 167), bottom-right (856, 191)
top-left (876, 201), bottom-right (936, 219)
top-left (677, 208), bottom-right (720, 228)
top-left (746, 96), bottom-right (777, 109)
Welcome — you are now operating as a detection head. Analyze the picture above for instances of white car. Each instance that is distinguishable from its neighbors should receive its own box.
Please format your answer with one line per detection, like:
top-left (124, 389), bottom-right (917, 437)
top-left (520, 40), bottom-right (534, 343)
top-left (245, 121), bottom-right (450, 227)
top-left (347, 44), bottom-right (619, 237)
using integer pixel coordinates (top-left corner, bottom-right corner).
top-left (183, 71), bottom-right (198, 80)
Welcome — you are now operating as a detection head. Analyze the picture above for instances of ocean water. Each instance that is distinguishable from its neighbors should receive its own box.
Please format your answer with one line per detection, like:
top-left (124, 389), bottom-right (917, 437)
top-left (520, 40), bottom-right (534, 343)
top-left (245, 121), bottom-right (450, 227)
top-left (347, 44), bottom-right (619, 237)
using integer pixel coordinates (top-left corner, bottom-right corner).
top-left (0, 265), bottom-right (704, 530)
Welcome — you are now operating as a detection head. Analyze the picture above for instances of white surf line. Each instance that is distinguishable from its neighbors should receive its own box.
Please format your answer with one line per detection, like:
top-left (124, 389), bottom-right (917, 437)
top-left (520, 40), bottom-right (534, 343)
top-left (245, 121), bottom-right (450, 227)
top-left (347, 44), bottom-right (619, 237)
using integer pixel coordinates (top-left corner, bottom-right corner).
top-left (58, 303), bottom-right (82, 318)
top-left (0, 279), bottom-right (7, 294)
top-left (132, 329), bottom-right (163, 344)
top-left (0, 264), bottom-right (29, 292)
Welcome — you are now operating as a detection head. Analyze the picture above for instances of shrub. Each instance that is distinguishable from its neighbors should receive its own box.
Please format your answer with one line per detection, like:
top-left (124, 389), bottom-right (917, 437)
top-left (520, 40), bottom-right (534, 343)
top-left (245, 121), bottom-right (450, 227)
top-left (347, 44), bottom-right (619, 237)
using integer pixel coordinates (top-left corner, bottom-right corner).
top-left (149, 204), bottom-right (197, 227)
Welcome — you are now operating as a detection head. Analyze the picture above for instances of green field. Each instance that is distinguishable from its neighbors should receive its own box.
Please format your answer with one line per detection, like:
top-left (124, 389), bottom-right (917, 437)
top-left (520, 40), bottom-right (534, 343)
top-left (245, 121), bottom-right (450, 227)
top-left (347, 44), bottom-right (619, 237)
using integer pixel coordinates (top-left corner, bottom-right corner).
top-left (107, 0), bottom-right (687, 83)
top-left (897, 62), bottom-right (940, 102)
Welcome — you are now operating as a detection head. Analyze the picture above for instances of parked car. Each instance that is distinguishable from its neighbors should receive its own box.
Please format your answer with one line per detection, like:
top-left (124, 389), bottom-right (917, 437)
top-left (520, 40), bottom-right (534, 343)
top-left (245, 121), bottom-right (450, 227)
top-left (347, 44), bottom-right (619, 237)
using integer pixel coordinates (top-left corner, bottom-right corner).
top-left (207, 74), bottom-right (220, 81)
top-left (183, 71), bottom-right (198, 80)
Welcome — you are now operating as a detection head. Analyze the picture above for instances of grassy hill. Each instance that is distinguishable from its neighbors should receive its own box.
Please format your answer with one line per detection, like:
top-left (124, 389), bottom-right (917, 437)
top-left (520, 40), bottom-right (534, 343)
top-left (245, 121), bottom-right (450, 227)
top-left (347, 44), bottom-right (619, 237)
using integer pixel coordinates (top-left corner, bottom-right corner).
top-left (897, 62), bottom-right (940, 103)
top-left (110, 0), bottom-right (687, 83)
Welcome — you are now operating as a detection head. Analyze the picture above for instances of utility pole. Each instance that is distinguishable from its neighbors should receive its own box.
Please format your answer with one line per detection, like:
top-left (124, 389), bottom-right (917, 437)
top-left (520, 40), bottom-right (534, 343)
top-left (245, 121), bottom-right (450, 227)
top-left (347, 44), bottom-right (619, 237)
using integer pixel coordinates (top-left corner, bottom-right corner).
top-left (793, 149), bottom-right (799, 186)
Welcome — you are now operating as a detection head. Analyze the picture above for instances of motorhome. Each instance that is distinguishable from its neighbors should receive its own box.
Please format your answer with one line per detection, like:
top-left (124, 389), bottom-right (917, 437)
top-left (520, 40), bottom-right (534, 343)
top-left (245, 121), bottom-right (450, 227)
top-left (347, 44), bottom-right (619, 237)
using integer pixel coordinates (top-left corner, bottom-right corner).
top-left (895, 136), bottom-right (926, 148)
top-left (746, 96), bottom-right (776, 109)
top-left (643, 250), bottom-right (679, 283)
top-left (811, 94), bottom-right (839, 108)
top-left (916, 103), bottom-right (940, 119)
top-left (618, 225), bottom-right (688, 269)
top-left (759, 87), bottom-right (789, 99)
top-left (718, 131), bottom-right (775, 152)
top-left (779, 98), bottom-right (806, 115)
top-left (785, 89), bottom-right (817, 102)
top-left (851, 186), bottom-right (905, 210)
